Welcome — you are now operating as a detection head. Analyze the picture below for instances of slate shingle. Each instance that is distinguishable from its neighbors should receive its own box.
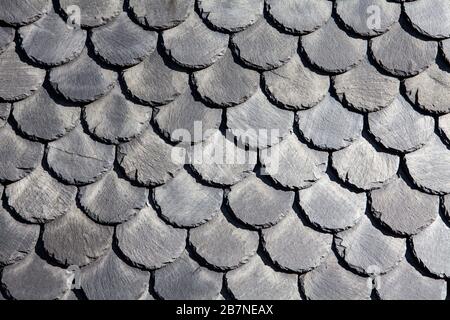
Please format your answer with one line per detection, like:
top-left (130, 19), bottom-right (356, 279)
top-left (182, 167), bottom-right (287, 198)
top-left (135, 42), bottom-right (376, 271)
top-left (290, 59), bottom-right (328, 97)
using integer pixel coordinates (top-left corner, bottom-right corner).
top-left (0, 27), bottom-right (15, 55)
top-left (404, 0), bottom-right (450, 39)
top-left (0, 0), bottom-right (49, 27)
top-left (58, 0), bottom-right (122, 28)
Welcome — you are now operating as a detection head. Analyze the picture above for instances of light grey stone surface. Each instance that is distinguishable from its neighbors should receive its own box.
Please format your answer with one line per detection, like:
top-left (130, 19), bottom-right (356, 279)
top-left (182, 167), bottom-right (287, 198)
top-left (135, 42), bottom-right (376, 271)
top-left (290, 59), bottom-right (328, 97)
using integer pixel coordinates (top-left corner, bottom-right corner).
top-left (0, 27), bottom-right (14, 55)
top-left (59, 0), bottom-right (122, 27)
top-left (0, 103), bottom-right (9, 128)
top-left (405, 0), bottom-right (450, 39)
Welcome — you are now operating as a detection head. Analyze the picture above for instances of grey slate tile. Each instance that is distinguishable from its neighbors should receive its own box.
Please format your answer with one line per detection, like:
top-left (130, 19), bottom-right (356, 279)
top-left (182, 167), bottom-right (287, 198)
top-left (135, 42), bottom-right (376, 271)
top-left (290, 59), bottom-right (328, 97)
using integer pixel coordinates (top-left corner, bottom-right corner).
top-left (297, 94), bottom-right (364, 151)
top-left (368, 95), bottom-right (434, 153)
top-left (49, 49), bottom-right (116, 103)
top-left (0, 26), bottom-right (15, 55)
top-left (226, 89), bottom-right (294, 149)
top-left (301, 19), bottom-right (366, 73)
top-left (0, 103), bottom-right (11, 128)
top-left (78, 170), bottom-right (148, 225)
top-left (299, 175), bottom-right (366, 233)
top-left (0, 43), bottom-right (46, 102)
top-left (128, 0), bottom-right (193, 30)
top-left (0, 124), bottom-right (43, 183)
top-left (189, 213), bottom-right (259, 270)
top-left (335, 215), bottom-right (406, 275)
top-left (42, 205), bottom-right (113, 266)
top-left (226, 255), bottom-right (301, 300)
top-left (197, 0), bottom-right (263, 33)
top-left (117, 126), bottom-right (183, 187)
top-left (162, 12), bottom-right (229, 70)
top-left (153, 169), bottom-right (223, 228)
top-left (0, 0), bottom-right (49, 27)
top-left (116, 206), bottom-right (187, 270)
top-left (122, 50), bottom-right (188, 107)
top-left (80, 249), bottom-right (150, 300)
top-left (91, 12), bottom-right (157, 68)
top-left (1, 252), bottom-right (71, 300)
top-left (404, 0), bottom-right (450, 39)
top-left (371, 177), bottom-right (439, 236)
top-left (231, 18), bottom-right (298, 71)
top-left (262, 54), bottom-right (329, 111)
top-left (265, 0), bottom-right (332, 35)
top-left (58, 0), bottom-right (122, 28)
top-left (412, 215), bottom-right (450, 278)
top-left (331, 138), bottom-right (399, 191)
top-left (0, 206), bottom-right (39, 266)
top-left (5, 165), bottom-right (77, 223)
top-left (439, 113), bottom-right (450, 143)
top-left (228, 174), bottom-right (295, 229)
top-left (262, 211), bottom-right (333, 272)
top-left (83, 86), bottom-right (151, 144)
top-left (192, 50), bottom-right (259, 108)
top-left (370, 22), bottom-right (438, 77)
top-left (12, 88), bottom-right (80, 141)
top-left (333, 59), bottom-right (400, 113)
top-left (335, 0), bottom-right (400, 37)
top-left (154, 251), bottom-right (223, 300)
top-left (19, 11), bottom-right (86, 67)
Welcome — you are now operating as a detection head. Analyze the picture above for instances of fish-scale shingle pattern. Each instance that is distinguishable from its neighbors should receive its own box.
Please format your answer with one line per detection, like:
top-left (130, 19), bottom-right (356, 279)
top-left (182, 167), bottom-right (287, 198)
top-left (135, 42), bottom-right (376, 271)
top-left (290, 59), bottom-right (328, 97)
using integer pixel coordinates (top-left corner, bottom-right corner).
top-left (0, 0), bottom-right (449, 300)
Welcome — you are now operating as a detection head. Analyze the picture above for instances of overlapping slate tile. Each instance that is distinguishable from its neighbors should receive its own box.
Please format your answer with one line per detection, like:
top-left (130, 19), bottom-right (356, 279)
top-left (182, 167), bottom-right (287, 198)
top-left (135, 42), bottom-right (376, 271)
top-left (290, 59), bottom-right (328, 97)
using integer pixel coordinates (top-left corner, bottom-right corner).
top-left (335, 0), bottom-right (400, 37)
top-left (300, 254), bottom-right (372, 300)
top-left (116, 206), bottom-right (187, 270)
top-left (404, 0), bottom-right (450, 39)
top-left (371, 177), bottom-right (439, 236)
top-left (12, 88), bottom-right (80, 141)
top-left (228, 174), bottom-right (294, 228)
top-left (377, 258), bottom-right (447, 300)
top-left (49, 49), bottom-right (116, 103)
top-left (42, 206), bottom-right (113, 266)
top-left (84, 86), bottom-right (151, 144)
top-left (0, 124), bottom-right (43, 183)
top-left (0, 206), bottom-right (39, 266)
top-left (439, 113), bottom-right (450, 143)
top-left (190, 130), bottom-right (257, 186)
top-left (332, 138), bottom-right (399, 191)
top-left (441, 39), bottom-right (450, 66)
top-left (117, 126), bottom-right (183, 187)
top-left (128, 0), bottom-right (193, 30)
top-left (5, 165), bottom-right (77, 223)
top-left (335, 215), bottom-right (406, 275)
top-left (368, 95), bottom-right (434, 153)
top-left (153, 170), bottom-right (223, 228)
top-left (162, 13), bottom-right (229, 70)
top-left (260, 133), bottom-right (327, 190)
top-left (405, 135), bottom-right (450, 194)
top-left (299, 175), bottom-right (366, 232)
top-left (412, 215), bottom-right (450, 278)
top-left (78, 170), bottom-right (148, 225)
top-left (0, 43), bottom-right (46, 102)
top-left (154, 251), bottom-right (222, 300)
top-left (404, 63), bottom-right (450, 114)
top-left (231, 18), bottom-right (297, 71)
top-left (0, 103), bottom-right (11, 128)
top-left (1, 252), bottom-right (71, 300)
top-left (91, 12), bottom-right (157, 68)
top-left (297, 94), bottom-right (363, 151)
top-left (262, 211), bottom-right (332, 272)
top-left (122, 50), bottom-right (188, 107)
top-left (19, 11), bottom-right (86, 66)
top-left (227, 89), bottom-right (294, 149)
top-left (0, 27), bottom-right (14, 55)
top-left (0, 0), bottom-right (49, 26)
top-left (154, 91), bottom-right (222, 145)
top-left (262, 54), bottom-right (330, 110)
top-left (47, 125), bottom-right (115, 185)
top-left (197, 0), bottom-right (263, 32)
top-left (193, 50), bottom-right (259, 108)
top-left (80, 250), bottom-right (150, 300)
top-left (265, 0), bottom-right (332, 35)
top-left (333, 59), bottom-right (400, 113)
top-left (370, 22), bottom-right (438, 77)
top-left (301, 19), bottom-right (365, 73)
top-left (59, 0), bottom-right (122, 28)
top-left (189, 213), bottom-right (259, 270)
top-left (226, 255), bottom-right (301, 300)
top-left (301, 253), bottom-right (371, 300)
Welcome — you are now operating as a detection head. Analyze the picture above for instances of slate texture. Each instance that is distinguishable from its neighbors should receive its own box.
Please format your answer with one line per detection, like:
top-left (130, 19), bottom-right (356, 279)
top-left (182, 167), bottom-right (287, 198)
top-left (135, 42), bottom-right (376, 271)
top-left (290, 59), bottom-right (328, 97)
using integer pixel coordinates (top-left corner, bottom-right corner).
top-left (0, 0), bottom-right (449, 301)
